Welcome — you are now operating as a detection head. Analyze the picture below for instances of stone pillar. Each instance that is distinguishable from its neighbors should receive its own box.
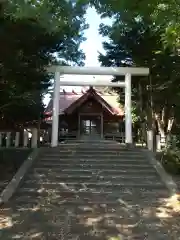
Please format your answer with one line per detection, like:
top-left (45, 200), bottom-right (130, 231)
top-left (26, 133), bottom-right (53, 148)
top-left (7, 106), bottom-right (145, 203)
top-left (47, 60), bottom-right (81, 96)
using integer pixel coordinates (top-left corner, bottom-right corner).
top-left (15, 132), bottom-right (20, 147)
top-left (147, 130), bottom-right (153, 151)
top-left (31, 128), bottom-right (38, 148)
top-left (23, 130), bottom-right (28, 147)
top-left (51, 71), bottom-right (60, 147)
top-left (156, 134), bottom-right (161, 151)
top-left (6, 132), bottom-right (11, 148)
top-left (125, 73), bottom-right (132, 144)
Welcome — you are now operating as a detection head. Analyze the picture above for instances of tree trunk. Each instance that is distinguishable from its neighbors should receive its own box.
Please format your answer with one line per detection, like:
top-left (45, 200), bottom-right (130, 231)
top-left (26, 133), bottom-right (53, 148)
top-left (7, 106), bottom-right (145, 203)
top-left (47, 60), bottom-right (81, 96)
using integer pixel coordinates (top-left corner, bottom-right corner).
top-left (155, 106), bottom-right (175, 148)
top-left (146, 75), bottom-right (156, 150)
top-left (156, 106), bottom-right (174, 135)
top-left (138, 82), bottom-right (147, 142)
top-left (156, 117), bottom-right (165, 136)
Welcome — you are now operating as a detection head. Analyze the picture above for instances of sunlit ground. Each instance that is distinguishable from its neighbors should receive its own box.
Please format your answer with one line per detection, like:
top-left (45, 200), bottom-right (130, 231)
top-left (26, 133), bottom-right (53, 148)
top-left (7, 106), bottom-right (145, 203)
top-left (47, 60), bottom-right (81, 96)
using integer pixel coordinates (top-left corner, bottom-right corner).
top-left (0, 185), bottom-right (180, 239)
top-left (0, 144), bottom-right (179, 239)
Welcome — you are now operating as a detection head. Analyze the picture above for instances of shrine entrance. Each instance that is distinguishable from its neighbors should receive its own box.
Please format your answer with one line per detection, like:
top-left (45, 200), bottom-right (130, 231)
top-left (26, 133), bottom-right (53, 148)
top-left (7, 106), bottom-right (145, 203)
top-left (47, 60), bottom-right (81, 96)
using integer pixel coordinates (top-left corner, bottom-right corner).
top-left (79, 114), bottom-right (101, 136)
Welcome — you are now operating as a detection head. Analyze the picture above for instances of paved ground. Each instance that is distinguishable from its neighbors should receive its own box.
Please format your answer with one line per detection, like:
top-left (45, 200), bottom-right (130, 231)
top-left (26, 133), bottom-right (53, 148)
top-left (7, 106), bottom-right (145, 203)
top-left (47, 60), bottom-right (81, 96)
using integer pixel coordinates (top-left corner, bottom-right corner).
top-left (0, 143), bottom-right (180, 239)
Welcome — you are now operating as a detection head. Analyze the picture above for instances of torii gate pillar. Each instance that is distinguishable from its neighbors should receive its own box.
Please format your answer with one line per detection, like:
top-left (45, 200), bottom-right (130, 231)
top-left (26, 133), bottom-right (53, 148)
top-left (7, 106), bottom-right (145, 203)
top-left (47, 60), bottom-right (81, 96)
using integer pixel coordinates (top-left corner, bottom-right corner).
top-left (125, 73), bottom-right (132, 145)
top-left (51, 71), bottom-right (60, 147)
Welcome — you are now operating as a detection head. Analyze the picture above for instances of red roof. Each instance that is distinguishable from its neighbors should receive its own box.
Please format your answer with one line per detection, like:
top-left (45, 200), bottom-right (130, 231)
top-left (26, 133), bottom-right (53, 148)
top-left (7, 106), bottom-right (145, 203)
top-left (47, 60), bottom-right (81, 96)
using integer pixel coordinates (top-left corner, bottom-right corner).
top-left (45, 87), bottom-right (124, 117)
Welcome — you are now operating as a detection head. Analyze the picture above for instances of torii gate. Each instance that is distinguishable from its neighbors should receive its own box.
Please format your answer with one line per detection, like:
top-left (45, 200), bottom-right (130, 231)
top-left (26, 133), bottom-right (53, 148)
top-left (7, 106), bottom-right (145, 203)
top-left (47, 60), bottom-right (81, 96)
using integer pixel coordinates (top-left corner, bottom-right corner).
top-left (48, 66), bottom-right (149, 147)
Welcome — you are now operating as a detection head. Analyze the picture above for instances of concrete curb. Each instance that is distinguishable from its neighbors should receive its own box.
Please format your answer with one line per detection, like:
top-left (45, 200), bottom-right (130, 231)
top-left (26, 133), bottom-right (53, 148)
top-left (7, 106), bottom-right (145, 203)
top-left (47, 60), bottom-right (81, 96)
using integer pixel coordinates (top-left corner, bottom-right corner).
top-left (141, 149), bottom-right (178, 196)
top-left (0, 148), bottom-right (40, 205)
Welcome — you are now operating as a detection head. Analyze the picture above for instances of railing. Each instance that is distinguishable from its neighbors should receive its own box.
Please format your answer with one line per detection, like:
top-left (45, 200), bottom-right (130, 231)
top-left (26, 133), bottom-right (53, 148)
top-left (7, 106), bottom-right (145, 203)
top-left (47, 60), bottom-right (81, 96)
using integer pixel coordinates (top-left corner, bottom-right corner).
top-left (2, 129), bottom-right (174, 150)
top-left (0, 129), bottom-right (38, 148)
top-left (59, 131), bottom-right (78, 141)
top-left (104, 133), bottom-right (125, 143)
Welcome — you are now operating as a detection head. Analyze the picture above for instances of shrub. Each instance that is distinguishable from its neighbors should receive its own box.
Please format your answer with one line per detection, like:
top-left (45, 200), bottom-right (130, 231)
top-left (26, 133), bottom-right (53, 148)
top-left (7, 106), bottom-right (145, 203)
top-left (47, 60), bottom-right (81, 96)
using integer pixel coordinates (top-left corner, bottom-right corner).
top-left (161, 149), bottom-right (180, 174)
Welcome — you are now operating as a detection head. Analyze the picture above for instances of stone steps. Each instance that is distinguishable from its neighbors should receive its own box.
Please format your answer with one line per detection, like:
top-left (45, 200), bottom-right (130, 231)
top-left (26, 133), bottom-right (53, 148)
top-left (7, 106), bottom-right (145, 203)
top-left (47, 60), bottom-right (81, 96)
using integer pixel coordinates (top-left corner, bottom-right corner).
top-left (1, 141), bottom-right (174, 239)
top-left (13, 197), bottom-right (167, 209)
top-left (26, 173), bottom-right (159, 180)
top-left (43, 151), bottom-right (143, 156)
top-left (12, 188), bottom-right (168, 204)
top-left (40, 157), bottom-right (146, 162)
top-left (44, 149), bottom-right (142, 153)
top-left (33, 164), bottom-right (152, 171)
top-left (41, 155), bottom-right (144, 160)
top-left (11, 199), bottom-right (169, 214)
top-left (14, 189), bottom-right (169, 205)
top-left (30, 168), bottom-right (158, 176)
top-left (38, 158), bottom-right (149, 165)
top-left (23, 178), bottom-right (162, 185)
top-left (17, 182), bottom-right (165, 192)
top-left (16, 188), bottom-right (169, 197)
top-left (38, 160), bottom-right (148, 166)
top-left (43, 145), bottom-right (140, 150)
top-left (32, 167), bottom-right (155, 174)
top-left (42, 153), bottom-right (142, 158)
top-left (37, 160), bottom-right (150, 166)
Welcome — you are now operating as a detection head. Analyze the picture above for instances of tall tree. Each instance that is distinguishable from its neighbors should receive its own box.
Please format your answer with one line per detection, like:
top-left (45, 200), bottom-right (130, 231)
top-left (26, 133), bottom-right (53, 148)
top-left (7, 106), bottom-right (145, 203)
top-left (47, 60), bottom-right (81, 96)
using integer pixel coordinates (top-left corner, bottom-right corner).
top-left (91, 0), bottom-right (180, 49)
top-left (99, 18), bottom-right (180, 139)
top-left (0, 0), bottom-right (88, 127)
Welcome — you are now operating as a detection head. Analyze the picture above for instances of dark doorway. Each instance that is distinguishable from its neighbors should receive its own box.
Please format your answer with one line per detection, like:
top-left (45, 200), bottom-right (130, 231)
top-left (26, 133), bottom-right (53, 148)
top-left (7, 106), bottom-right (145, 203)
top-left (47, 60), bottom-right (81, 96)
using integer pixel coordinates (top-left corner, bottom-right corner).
top-left (80, 115), bottom-right (101, 136)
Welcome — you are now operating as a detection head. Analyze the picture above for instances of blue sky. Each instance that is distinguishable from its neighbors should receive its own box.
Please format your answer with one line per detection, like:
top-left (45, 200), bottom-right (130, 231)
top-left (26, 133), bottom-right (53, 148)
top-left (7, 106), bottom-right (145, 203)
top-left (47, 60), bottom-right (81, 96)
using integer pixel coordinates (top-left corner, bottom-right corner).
top-left (44, 7), bottom-right (112, 105)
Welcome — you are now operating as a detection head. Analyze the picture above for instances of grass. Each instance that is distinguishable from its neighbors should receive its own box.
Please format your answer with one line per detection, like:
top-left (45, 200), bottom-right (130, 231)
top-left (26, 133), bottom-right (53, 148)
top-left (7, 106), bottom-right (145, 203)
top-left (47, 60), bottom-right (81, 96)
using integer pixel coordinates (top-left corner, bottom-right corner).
top-left (156, 150), bottom-right (180, 193)
top-left (0, 148), bottom-right (32, 190)
top-left (156, 150), bottom-right (180, 175)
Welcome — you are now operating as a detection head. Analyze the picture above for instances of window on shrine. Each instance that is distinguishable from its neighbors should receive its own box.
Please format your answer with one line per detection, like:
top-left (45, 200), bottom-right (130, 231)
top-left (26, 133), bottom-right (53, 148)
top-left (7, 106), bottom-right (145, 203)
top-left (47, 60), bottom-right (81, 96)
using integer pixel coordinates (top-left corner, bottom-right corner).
top-left (83, 120), bottom-right (90, 133)
top-left (82, 120), bottom-right (97, 133)
top-left (85, 120), bottom-right (90, 127)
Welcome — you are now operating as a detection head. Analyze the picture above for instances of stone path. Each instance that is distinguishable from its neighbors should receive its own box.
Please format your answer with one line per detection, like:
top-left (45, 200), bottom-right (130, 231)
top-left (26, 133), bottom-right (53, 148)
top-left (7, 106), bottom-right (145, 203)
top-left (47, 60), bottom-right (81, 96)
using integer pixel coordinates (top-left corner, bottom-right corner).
top-left (0, 142), bottom-right (180, 239)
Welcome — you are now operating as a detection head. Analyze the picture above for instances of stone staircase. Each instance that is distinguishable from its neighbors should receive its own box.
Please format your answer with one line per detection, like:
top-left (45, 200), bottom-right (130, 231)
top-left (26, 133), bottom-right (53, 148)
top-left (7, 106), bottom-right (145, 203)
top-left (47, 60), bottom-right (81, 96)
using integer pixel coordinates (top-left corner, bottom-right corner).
top-left (0, 141), bottom-right (178, 239)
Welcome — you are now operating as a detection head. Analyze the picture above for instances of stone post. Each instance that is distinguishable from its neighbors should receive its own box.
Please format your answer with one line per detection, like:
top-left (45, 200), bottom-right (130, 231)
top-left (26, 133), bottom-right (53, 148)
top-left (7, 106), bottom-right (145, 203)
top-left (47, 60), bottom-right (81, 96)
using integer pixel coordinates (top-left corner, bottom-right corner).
top-left (23, 130), bottom-right (28, 147)
top-left (31, 128), bottom-right (38, 148)
top-left (6, 132), bottom-right (11, 148)
top-left (15, 132), bottom-right (20, 147)
top-left (156, 134), bottom-right (161, 151)
top-left (147, 130), bottom-right (153, 151)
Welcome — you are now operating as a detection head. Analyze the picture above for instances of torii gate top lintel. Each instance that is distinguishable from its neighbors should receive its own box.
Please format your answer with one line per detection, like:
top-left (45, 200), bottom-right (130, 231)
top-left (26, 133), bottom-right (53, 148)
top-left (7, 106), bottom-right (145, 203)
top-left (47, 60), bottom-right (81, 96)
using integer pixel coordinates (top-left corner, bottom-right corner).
top-left (48, 65), bottom-right (149, 76)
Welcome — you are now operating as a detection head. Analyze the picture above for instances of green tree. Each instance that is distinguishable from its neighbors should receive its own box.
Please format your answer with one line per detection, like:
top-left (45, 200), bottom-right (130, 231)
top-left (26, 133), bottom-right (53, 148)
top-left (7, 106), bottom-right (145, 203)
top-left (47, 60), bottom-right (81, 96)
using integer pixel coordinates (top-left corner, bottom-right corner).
top-left (0, 0), bottom-right (88, 127)
top-left (99, 18), bottom-right (180, 140)
top-left (91, 0), bottom-right (180, 49)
